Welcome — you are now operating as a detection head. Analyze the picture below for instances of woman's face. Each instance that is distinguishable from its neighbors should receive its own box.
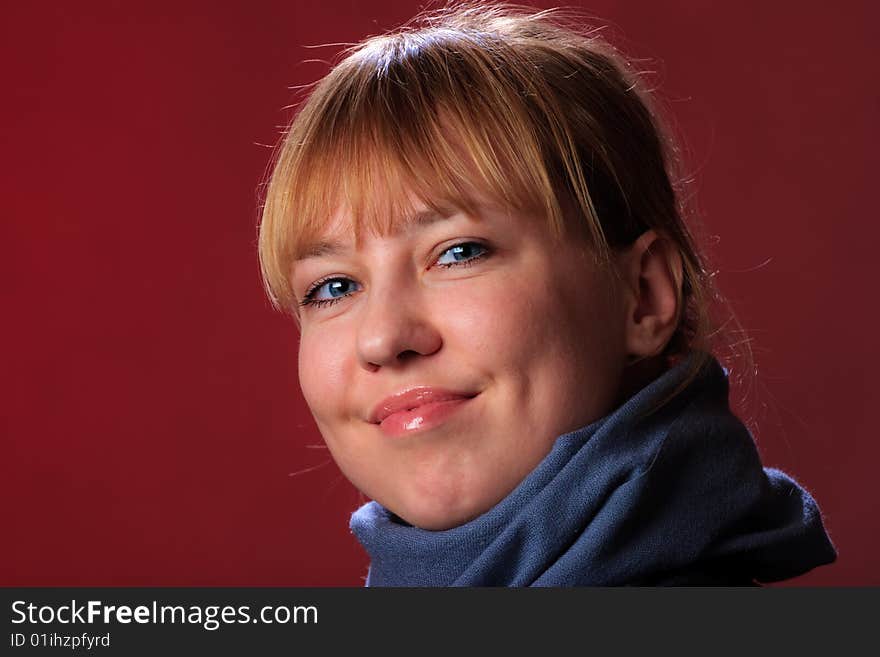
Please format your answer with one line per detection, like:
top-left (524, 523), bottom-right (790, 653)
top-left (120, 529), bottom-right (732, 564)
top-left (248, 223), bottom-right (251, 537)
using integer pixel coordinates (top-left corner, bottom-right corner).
top-left (292, 201), bottom-right (629, 530)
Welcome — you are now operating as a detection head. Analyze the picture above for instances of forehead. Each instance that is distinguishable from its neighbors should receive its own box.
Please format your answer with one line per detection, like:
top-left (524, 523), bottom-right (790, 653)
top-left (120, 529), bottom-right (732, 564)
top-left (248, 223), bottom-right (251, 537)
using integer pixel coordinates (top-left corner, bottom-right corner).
top-left (293, 198), bottom-right (472, 261)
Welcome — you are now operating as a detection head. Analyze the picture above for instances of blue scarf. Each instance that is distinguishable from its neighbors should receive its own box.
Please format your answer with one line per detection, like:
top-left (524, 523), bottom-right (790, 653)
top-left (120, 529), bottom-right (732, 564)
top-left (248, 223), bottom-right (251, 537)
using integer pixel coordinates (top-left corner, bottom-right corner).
top-left (350, 353), bottom-right (837, 586)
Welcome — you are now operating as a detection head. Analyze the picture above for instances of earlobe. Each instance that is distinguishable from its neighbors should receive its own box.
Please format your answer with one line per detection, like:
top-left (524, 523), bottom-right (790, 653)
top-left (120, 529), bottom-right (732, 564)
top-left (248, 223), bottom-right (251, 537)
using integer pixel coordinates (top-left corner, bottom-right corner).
top-left (621, 229), bottom-right (684, 361)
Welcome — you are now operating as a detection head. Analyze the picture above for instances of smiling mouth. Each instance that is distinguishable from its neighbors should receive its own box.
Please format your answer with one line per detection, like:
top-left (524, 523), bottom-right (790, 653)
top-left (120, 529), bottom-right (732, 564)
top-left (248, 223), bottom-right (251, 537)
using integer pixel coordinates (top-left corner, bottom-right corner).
top-left (369, 388), bottom-right (478, 438)
top-left (376, 396), bottom-right (476, 437)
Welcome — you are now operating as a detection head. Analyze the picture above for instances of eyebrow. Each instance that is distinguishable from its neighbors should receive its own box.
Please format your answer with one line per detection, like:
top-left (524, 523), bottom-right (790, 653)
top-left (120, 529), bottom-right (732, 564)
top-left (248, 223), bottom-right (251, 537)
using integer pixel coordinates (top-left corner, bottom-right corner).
top-left (293, 208), bottom-right (452, 262)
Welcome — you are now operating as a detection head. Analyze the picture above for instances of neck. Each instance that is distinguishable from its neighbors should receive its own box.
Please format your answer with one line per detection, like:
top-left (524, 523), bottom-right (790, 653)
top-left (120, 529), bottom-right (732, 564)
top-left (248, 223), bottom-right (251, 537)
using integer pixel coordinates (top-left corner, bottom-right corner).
top-left (616, 353), bottom-right (666, 407)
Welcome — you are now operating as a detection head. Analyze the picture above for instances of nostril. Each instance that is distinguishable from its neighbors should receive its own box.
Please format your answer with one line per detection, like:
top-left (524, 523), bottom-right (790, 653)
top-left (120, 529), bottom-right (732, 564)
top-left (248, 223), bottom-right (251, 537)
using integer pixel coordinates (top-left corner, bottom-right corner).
top-left (363, 361), bottom-right (381, 373)
top-left (396, 349), bottom-right (420, 362)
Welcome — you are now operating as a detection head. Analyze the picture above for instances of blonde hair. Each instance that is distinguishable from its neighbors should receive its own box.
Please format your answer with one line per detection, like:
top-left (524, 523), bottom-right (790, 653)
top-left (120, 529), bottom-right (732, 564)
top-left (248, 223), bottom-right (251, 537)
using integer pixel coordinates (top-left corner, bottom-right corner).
top-left (259, 1), bottom-right (752, 405)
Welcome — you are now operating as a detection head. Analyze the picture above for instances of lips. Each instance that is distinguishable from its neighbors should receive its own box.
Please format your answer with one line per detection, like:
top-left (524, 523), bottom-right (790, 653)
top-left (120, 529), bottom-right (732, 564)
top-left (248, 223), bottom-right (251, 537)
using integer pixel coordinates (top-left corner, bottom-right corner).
top-left (369, 387), bottom-right (477, 437)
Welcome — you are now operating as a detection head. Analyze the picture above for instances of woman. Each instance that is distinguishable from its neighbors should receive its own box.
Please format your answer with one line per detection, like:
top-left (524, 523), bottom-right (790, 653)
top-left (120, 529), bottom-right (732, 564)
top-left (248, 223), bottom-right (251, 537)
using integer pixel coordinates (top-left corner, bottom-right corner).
top-left (258, 1), bottom-right (836, 585)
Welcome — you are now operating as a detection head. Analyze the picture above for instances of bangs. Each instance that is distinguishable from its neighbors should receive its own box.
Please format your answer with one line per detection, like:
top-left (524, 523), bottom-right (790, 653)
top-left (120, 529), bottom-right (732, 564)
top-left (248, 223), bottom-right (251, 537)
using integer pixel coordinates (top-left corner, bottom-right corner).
top-left (260, 29), bottom-right (576, 312)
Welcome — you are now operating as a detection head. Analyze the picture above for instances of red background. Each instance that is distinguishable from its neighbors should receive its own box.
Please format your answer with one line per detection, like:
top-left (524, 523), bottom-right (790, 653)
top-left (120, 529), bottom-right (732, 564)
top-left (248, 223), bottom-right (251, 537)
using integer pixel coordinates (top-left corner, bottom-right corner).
top-left (2, 1), bottom-right (877, 586)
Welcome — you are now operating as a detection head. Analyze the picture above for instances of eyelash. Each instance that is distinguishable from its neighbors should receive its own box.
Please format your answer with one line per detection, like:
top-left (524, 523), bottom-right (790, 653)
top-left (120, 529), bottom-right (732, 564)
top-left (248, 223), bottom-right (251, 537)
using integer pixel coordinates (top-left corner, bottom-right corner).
top-left (299, 241), bottom-right (490, 310)
top-left (299, 276), bottom-right (351, 309)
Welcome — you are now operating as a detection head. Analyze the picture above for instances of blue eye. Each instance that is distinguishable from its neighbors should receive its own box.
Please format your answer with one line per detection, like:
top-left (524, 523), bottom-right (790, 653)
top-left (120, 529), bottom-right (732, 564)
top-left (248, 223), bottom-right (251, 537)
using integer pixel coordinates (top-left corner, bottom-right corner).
top-left (435, 242), bottom-right (488, 267)
top-left (301, 277), bottom-right (360, 308)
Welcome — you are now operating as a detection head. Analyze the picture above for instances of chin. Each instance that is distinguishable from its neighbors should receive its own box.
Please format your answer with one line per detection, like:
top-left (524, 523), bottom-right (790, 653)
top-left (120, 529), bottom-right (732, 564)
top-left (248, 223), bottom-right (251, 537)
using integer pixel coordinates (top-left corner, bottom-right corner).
top-left (404, 508), bottom-right (478, 532)
top-left (390, 489), bottom-right (494, 531)
top-left (367, 462), bottom-right (519, 531)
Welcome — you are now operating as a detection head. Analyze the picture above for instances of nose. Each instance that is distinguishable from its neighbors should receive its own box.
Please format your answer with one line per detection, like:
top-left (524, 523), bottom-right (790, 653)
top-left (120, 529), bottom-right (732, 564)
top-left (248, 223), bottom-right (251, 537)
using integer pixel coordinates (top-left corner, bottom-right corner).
top-left (356, 284), bottom-right (442, 371)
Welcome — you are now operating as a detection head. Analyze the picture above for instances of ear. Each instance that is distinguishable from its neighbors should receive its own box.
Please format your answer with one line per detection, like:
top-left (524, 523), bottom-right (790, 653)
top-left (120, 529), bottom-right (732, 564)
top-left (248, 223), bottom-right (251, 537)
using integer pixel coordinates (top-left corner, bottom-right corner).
top-left (618, 229), bottom-right (684, 362)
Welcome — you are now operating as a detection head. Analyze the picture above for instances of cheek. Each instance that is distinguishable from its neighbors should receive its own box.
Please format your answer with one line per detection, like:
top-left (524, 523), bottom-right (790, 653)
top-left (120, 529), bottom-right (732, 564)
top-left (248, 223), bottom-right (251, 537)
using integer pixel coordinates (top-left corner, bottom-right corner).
top-left (433, 277), bottom-right (542, 366)
top-left (444, 266), bottom-right (586, 354)
top-left (297, 324), bottom-right (352, 422)
top-left (450, 261), bottom-right (623, 418)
